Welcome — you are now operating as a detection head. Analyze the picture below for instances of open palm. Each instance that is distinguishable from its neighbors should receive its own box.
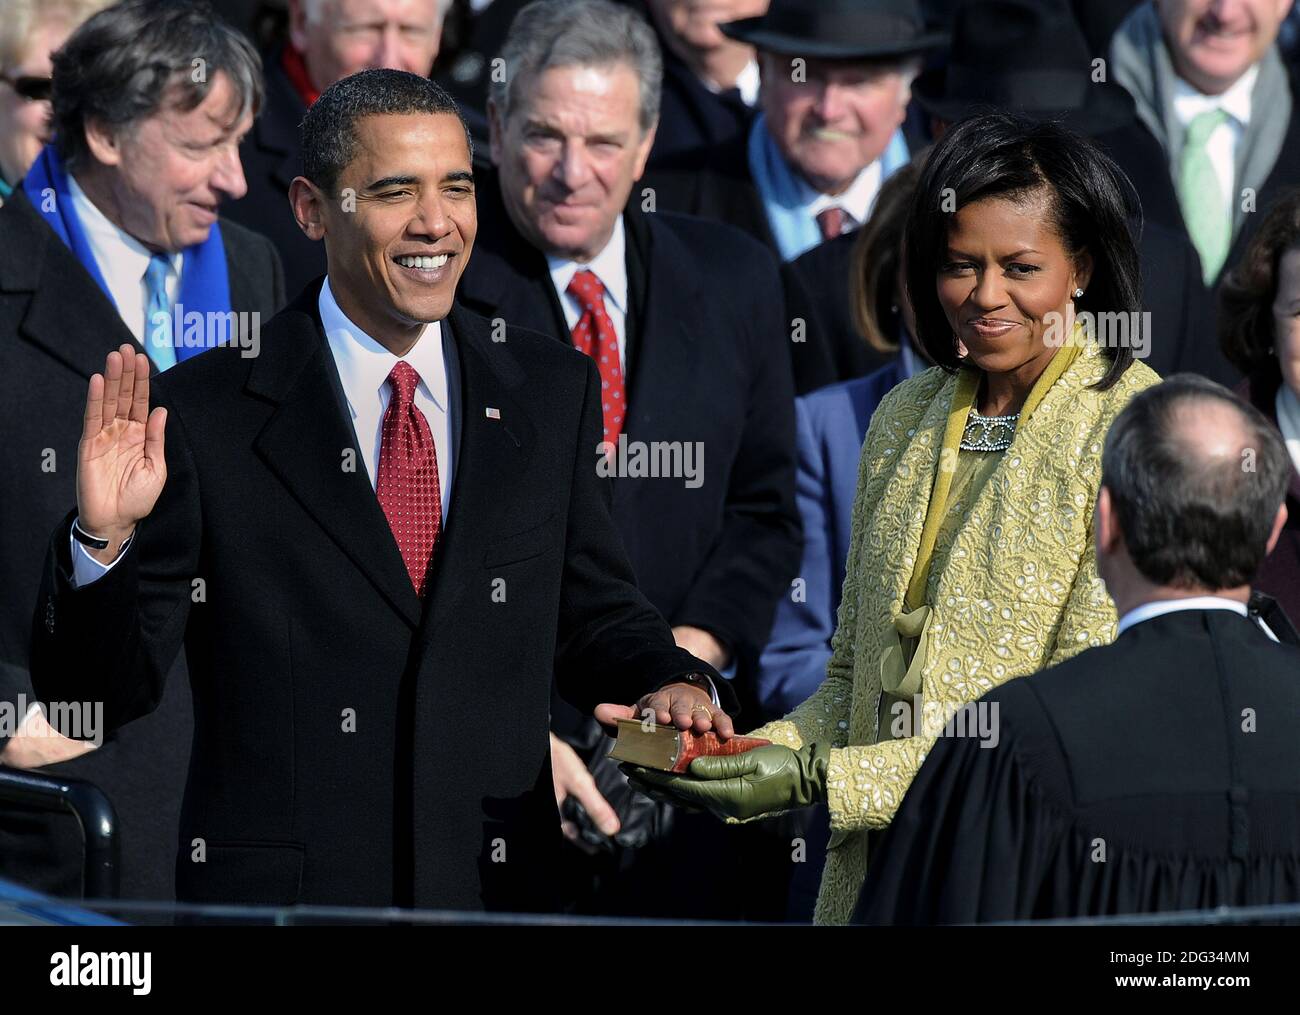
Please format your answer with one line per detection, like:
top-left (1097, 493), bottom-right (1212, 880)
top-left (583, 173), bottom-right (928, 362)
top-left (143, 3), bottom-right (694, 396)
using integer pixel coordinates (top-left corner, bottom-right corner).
top-left (77, 344), bottom-right (167, 544)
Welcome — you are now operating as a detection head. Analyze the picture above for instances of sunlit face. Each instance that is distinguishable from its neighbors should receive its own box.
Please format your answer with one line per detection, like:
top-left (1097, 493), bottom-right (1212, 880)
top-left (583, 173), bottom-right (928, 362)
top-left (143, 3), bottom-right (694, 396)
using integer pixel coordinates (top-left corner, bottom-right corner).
top-left (489, 63), bottom-right (656, 262)
top-left (0, 19), bottom-right (72, 184)
top-left (646, 0), bottom-right (769, 52)
top-left (86, 71), bottom-right (251, 251)
top-left (1271, 245), bottom-right (1300, 395)
top-left (936, 190), bottom-right (1091, 379)
top-left (290, 0), bottom-right (443, 92)
top-left (295, 113), bottom-right (475, 347)
top-left (1156, 0), bottom-right (1293, 94)
top-left (759, 52), bottom-right (910, 195)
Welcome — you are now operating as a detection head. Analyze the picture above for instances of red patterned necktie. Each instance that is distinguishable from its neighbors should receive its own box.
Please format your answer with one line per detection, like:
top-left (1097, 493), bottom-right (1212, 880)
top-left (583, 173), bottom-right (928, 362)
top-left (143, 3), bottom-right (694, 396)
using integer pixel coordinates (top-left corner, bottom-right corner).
top-left (815, 206), bottom-right (849, 242)
top-left (565, 269), bottom-right (625, 444)
top-left (376, 361), bottom-right (441, 597)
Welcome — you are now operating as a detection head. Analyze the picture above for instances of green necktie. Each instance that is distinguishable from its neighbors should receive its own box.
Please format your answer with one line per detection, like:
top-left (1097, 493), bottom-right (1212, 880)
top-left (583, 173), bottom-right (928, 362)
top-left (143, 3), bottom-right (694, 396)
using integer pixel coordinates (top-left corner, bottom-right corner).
top-left (1178, 107), bottom-right (1231, 285)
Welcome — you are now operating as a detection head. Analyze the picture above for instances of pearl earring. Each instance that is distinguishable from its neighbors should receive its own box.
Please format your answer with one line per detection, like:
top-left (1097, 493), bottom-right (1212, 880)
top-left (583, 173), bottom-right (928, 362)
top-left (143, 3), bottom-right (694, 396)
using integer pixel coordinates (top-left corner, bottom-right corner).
top-left (1073, 288), bottom-right (1084, 299)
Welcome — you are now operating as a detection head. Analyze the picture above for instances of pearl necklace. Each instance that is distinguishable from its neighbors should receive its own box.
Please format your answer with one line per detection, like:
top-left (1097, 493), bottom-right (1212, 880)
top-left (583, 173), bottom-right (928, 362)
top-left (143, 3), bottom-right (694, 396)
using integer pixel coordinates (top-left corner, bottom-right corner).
top-left (960, 408), bottom-right (1019, 451)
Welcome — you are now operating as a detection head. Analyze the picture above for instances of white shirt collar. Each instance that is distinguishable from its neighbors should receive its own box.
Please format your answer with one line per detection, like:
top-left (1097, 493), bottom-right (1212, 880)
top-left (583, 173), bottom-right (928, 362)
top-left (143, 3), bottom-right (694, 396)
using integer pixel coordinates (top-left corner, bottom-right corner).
top-left (67, 172), bottom-right (183, 288)
top-left (318, 276), bottom-right (448, 418)
top-left (546, 215), bottom-right (628, 316)
top-left (1172, 62), bottom-right (1258, 127)
top-left (1117, 596), bottom-right (1252, 636)
top-left (701, 58), bottom-right (760, 107)
top-left (797, 160), bottom-right (882, 231)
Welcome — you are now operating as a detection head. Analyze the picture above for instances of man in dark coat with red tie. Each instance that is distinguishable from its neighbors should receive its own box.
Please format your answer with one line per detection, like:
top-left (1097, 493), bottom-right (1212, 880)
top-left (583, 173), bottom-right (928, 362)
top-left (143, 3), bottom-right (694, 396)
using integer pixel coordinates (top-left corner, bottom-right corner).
top-left (29, 67), bottom-right (734, 912)
top-left (456, 0), bottom-right (801, 920)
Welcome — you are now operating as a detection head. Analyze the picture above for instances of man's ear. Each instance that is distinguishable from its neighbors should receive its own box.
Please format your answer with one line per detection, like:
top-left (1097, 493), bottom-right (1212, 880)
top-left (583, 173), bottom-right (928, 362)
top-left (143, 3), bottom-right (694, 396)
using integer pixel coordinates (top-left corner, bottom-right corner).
top-left (1096, 486), bottom-right (1120, 556)
top-left (631, 119), bottom-right (658, 183)
top-left (287, 0), bottom-right (310, 55)
top-left (1265, 501), bottom-right (1289, 557)
top-left (289, 176), bottom-right (328, 241)
top-left (83, 119), bottom-right (122, 168)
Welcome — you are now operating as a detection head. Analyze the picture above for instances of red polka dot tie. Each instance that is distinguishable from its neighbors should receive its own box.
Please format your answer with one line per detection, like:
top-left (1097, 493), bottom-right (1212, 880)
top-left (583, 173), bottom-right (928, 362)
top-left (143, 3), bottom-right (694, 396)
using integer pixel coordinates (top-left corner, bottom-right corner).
top-left (376, 361), bottom-right (441, 597)
top-left (566, 269), bottom-right (625, 444)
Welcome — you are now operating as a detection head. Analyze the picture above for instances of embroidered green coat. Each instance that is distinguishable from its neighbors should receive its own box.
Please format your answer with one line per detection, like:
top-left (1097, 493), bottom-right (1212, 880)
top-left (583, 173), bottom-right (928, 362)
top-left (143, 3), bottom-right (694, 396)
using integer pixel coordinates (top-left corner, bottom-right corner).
top-left (748, 341), bottom-right (1160, 924)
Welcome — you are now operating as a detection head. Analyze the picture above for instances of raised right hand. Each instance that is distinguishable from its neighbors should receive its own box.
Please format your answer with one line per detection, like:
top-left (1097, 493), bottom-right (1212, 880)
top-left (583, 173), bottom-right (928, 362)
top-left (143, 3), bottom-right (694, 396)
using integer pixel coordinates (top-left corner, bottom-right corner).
top-left (77, 344), bottom-right (168, 562)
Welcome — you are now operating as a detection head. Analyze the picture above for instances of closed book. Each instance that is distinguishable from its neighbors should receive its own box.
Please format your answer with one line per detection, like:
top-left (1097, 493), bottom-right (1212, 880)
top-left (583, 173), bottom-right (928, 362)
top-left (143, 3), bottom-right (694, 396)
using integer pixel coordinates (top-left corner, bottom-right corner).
top-left (608, 719), bottom-right (771, 773)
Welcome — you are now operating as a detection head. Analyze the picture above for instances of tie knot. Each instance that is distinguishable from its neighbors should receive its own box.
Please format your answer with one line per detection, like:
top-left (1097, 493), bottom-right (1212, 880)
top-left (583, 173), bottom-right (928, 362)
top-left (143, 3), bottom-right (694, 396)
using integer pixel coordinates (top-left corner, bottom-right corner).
top-left (566, 269), bottom-right (606, 312)
top-left (815, 206), bottom-right (850, 242)
top-left (144, 252), bottom-right (171, 289)
top-left (1186, 107), bottom-right (1229, 147)
top-left (387, 360), bottom-right (422, 408)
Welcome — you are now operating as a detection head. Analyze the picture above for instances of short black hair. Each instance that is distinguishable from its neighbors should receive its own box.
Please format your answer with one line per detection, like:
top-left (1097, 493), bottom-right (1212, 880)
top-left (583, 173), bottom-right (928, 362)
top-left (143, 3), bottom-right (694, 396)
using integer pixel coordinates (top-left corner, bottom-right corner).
top-left (52, 0), bottom-right (263, 172)
top-left (1102, 374), bottom-right (1292, 590)
top-left (300, 68), bottom-right (472, 196)
top-left (905, 109), bottom-right (1142, 390)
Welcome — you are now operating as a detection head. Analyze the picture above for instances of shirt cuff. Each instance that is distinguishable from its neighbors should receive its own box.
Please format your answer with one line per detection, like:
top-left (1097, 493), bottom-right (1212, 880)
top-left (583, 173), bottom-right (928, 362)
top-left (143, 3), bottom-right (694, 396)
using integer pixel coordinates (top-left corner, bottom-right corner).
top-left (69, 523), bottom-right (132, 589)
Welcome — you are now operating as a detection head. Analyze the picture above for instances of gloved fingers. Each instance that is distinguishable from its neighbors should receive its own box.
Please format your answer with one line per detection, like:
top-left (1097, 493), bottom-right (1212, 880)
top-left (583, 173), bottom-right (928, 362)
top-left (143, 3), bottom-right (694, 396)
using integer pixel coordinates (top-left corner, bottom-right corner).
top-left (688, 749), bottom-right (766, 780)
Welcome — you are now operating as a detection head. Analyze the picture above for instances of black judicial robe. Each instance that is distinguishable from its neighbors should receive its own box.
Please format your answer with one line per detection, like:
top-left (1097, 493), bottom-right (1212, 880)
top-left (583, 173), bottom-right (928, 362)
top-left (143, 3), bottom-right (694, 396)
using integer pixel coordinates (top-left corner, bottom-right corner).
top-left (853, 605), bottom-right (1300, 925)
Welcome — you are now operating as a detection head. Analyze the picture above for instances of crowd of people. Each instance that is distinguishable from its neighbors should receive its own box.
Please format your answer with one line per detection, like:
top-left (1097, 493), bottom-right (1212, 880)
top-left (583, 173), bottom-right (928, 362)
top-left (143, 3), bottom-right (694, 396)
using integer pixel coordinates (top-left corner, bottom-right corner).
top-left (0, 0), bottom-right (1297, 926)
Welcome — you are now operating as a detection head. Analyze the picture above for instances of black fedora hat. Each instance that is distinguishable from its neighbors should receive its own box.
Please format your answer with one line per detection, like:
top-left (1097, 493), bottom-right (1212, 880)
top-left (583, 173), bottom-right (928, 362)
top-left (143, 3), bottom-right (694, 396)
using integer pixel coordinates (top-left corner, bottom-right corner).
top-left (912, 0), bottom-right (1134, 135)
top-left (721, 0), bottom-right (949, 61)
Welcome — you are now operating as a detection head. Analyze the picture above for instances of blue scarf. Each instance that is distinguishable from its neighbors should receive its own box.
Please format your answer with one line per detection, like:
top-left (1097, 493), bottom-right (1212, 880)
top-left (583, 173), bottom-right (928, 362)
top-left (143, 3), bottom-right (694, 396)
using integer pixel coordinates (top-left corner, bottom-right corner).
top-left (22, 145), bottom-right (233, 363)
top-left (747, 114), bottom-right (910, 262)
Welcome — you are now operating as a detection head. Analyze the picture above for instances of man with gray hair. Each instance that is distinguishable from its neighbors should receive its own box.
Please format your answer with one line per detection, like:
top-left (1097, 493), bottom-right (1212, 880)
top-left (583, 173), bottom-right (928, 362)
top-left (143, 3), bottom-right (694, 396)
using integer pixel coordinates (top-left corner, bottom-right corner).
top-left (224, 0), bottom-right (450, 297)
top-left (0, 0), bottom-right (283, 900)
top-left (855, 374), bottom-right (1300, 924)
top-left (458, 0), bottom-right (800, 919)
top-left (646, 0), bottom-right (943, 263)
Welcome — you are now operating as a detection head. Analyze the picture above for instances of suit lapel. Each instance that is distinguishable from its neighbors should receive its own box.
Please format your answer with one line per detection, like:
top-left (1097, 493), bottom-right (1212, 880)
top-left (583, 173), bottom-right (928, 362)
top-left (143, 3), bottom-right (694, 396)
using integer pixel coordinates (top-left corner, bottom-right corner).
top-left (417, 305), bottom-right (536, 640)
top-left (2, 189), bottom-right (140, 378)
top-left (619, 209), bottom-right (706, 453)
top-left (248, 290), bottom-right (423, 627)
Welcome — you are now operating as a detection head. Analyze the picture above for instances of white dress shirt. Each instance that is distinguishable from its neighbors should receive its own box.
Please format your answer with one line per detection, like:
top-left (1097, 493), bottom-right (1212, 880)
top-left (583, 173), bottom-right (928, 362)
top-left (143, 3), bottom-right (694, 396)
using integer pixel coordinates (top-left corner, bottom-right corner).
top-left (702, 58), bottom-right (760, 107)
top-left (1277, 382), bottom-right (1300, 475)
top-left (67, 172), bottom-right (182, 351)
top-left (547, 215), bottom-right (629, 372)
top-left (798, 159), bottom-right (883, 237)
top-left (1117, 595), bottom-right (1278, 642)
top-left (1171, 63), bottom-right (1257, 214)
top-left (318, 276), bottom-right (454, 513)
top-left (71, 275), bottom-right (456, 588)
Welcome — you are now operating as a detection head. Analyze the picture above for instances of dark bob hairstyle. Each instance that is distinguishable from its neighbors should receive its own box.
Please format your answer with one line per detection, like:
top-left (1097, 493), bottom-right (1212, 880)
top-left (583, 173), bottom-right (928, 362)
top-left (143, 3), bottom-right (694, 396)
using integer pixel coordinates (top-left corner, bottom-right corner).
top-left (1218, 187), bottom-right (1300, 382)
top-left (904, 109), bottom-right (1142, 391)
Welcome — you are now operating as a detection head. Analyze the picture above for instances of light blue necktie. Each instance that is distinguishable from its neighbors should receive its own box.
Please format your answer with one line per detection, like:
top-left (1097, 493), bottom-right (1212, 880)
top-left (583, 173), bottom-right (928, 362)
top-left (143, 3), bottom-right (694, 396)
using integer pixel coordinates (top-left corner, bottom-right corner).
top-left (143, 253), bottom-right (177, 371)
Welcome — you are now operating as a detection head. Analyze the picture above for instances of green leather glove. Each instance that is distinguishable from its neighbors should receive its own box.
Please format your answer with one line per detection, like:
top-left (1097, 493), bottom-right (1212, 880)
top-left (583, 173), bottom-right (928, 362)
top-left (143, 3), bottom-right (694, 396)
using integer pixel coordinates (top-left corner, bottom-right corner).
top-left (624, 742), bottom-right (830, 822)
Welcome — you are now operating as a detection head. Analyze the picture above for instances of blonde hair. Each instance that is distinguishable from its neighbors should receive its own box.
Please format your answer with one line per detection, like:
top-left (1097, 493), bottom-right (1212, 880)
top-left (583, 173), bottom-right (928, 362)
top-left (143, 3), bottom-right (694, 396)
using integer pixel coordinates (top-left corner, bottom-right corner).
top-left (0, 0), bottom-right (112, 74)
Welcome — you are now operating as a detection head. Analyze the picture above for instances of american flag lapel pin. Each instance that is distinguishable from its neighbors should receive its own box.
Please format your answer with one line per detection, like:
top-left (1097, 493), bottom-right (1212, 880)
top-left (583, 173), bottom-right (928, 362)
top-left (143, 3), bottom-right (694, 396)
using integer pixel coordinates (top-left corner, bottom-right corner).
top-left (485, 407), bottom-right (501, 420)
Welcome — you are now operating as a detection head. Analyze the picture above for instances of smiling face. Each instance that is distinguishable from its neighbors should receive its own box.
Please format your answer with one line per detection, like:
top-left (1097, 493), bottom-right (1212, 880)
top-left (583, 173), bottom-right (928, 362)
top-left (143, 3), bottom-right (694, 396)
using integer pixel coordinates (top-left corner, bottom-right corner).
top-left (759, 52), bottom-right (910, 195)
top-left (489, 62), bottom-right (656, 262)
top-left (290, 0), bottom-right (443, 91)
top-left (936, 189), bottom-right (1092, 382)
top-left (83, 71), bottom-right (251, 251)
top-left (1272, 245), bottom-right (1300, 395)
top-left (1156, 0), bottom-right (1293, 95)
top-left (292, 111), bottom-right (475, 353)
